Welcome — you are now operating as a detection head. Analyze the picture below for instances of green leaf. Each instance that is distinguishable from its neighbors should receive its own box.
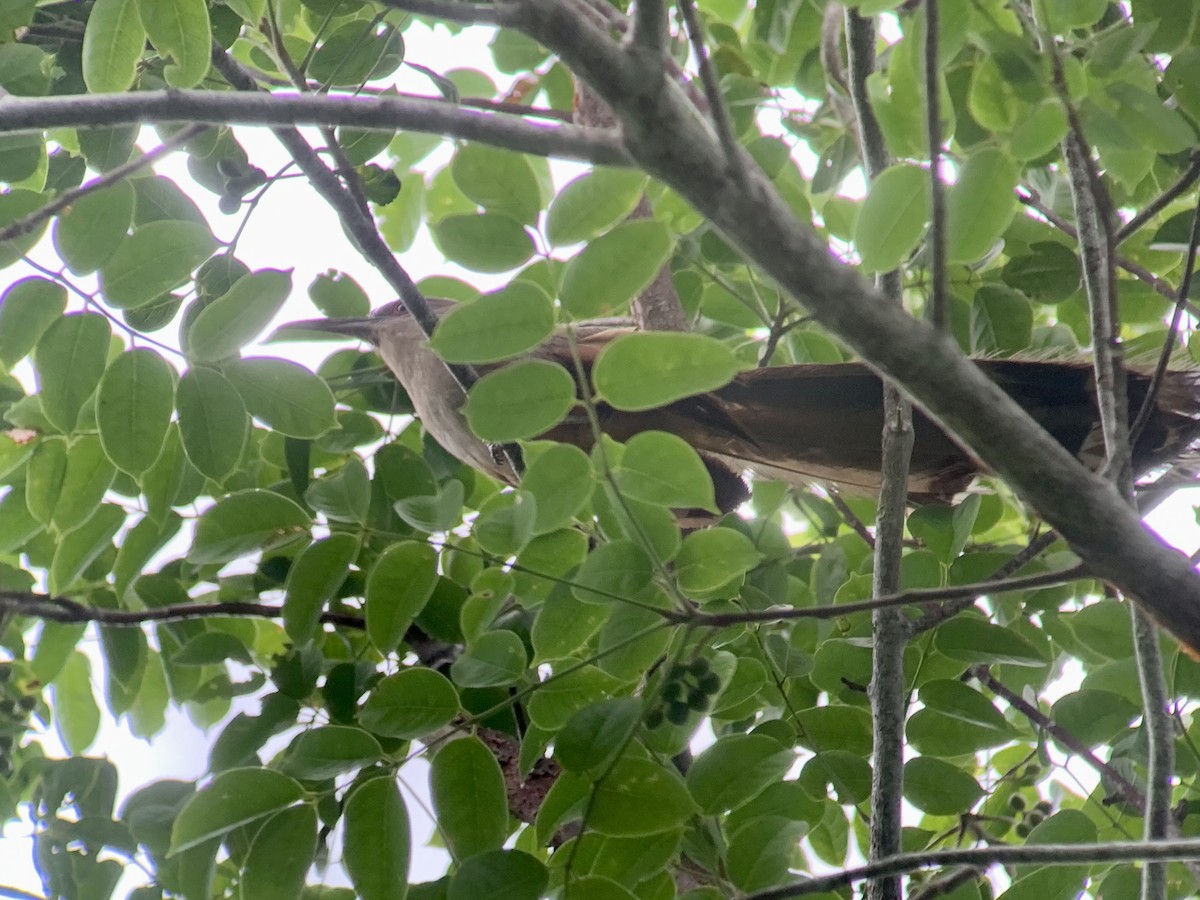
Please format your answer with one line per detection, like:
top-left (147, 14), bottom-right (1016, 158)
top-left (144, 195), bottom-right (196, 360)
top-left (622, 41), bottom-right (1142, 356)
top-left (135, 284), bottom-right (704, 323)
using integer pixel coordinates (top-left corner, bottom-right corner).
top-left (1011, 100), bottom-right (1069, 161)
top-left (34, 312), bottom-right (110, 433)
top-left (593, 333), bottom-right (739, 411)
top-left (343, 776), bottom-right (411, 900)
top-left (853, 163), bottom-right (929, 273)
top-left (450, 143), bottom-right (542, 225)
top-left (430, 736), bottom-right (508, 859)
top-left (225, 357), bottom-right (338, 439)
top-left (99, 220), bottom-right (216, 310)
top-left (970, 285), bottom-right (1032, 355)
top-left (554, 697), bottom-right (642, 774)
top-left (686, 734), bottom-right (795, 814)
top-left (48, 435), bottom-right (116, 534)
top-left (447, 850), bottom-right (547, 900)
top-left (450, 630), bottom-right (527, 687)
top-left (309, 21), bottom-right (405, 87)
top-left (572, 539), bottom-right (653, 604)
top-left (675, 528), bottom-right (763, 593)
top-left (359, 668), bottom-right (460, 739)
top-left (52, 652), bottom-right (100, 754)
top-left (177, 367), bottom-right (249, 482)
top-left (187, 269), bottom-right (294, 362)
top-left (945, 148), bottom-right (1018, 264)
top-left (308, 270), bottom-right (370, 318)
top-left (935, 617), bottom-right (1046, 666)
top-left (526, 665), bottom-right (624, 731)
top-left (590, 757), bottom-right (695, 837)
top-left (429, 281), bottom-right (555, 363)
top-left (546, 168), bottom-right (647, 246)
top-left (366, 541), bottom-right (439, 654)
top-left (279, 726), bottom-right (382, 780)
top-left (559, 220), bottom-right (674, 319)
top-left (462, 360), bottom-right (576, 442)
top-left (172, 631), bottom-right (252, 666)
top-left (0, 190), bottom-right (48, 265)
top-left (903, 756), bottom-right (983, 815)
top-left (1050, 690), bottom-right (1139, 747)
top-left (522, 444), bottom-right (594, 533)
top-left (52, 180), bottom-right (135, 274)
top-left (305, 456), bottom-right (370, 524)
top-left (393, 479), bottom-right (464, 533)
top-left (170, 768), bottom-right (304, 855)
top-left (283, 534), bottom-right (358, 645)
top-left (136, 0), bottom-right (209, 88)
top-left (1001, 241), bottom-right (1080, 303)
top-left (615, 431), bottom-right (716, 511)
top-left (81, 0), bottom-right (145, 93)
top-left (238, 805), bottom-right (318, 900)
top-left (97, 348), bottom-right (175, 475)
top-left (188, 489), bottom-right (311, 565)
top-left (431, 213), bottom-right (534, 273)
top-left (0, 277), bottom-right (66, 371)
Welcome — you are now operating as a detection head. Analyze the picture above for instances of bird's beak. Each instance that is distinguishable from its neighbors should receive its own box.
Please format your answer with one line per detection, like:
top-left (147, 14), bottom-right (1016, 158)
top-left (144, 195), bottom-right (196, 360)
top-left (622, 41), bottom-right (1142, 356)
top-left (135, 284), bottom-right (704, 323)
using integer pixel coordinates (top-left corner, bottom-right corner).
top-left (267, 317), bottom-right (380, 344)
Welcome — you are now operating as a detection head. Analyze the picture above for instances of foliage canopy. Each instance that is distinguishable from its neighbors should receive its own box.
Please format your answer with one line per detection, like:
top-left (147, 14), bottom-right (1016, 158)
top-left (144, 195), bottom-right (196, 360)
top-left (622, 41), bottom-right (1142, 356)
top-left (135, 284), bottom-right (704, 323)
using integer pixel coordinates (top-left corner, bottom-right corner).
top-left (2, 1), bottom-right (1200, 899)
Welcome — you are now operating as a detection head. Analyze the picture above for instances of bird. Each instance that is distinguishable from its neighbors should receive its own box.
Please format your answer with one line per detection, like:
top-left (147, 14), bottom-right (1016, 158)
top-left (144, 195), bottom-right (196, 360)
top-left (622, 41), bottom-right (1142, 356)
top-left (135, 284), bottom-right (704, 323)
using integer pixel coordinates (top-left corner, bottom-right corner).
top-left (282, 297), bottom-right (1200, 513)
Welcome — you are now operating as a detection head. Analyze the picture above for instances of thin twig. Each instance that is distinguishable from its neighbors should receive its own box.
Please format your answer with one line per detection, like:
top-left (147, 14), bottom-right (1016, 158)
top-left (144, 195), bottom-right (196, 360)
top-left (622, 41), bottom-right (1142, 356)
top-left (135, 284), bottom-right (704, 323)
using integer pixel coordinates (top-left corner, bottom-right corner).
top-left (969, 665), bottom-right (1147, 812)
top-left (923, 0), bottom-right (947, 332)
top-left (674, 564), bottom-right (1088, 628)
top-left (1116, 152), bottom-right (1200, 245)
top-left (1129, 190), bottom-right (1200, 448)
top-left (209, 45), bottom-right (524, 478)
top-left (745, 838), bottom-right (1200, 899)
top-left (677, 0), bottom-right (743, 179)
top-left (0, 124), bottom-right (208, 244)
top-left (845, 8), bottom-right (912, 898)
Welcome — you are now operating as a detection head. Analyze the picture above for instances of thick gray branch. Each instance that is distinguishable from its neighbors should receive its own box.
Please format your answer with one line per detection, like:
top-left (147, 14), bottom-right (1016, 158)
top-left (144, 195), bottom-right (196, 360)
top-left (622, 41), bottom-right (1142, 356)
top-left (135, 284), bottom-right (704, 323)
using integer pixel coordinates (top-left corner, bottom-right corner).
top-left (0, 90), bottom-right (630, 166)
top-left (511, 0), bottom-right (1200, 655)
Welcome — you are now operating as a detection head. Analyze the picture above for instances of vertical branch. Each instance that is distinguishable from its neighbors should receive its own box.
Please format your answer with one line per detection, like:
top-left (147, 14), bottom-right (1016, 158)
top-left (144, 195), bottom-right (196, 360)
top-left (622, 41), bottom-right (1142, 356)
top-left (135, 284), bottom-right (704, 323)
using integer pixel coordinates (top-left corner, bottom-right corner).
top-left (677, 0), bottom-right (743, 180)
top-left (845, 10), bottom-right (913, 900)
top-left (922, 0), bottom-right (947, 331)
top-left (1052, 31), bottom-right (1172, 898)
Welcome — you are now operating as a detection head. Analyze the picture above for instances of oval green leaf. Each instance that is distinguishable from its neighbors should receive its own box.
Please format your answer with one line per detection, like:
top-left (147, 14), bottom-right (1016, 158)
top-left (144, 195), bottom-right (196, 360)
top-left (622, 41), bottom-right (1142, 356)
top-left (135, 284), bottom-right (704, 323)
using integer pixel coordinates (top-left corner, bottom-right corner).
top-left (447, 850), bottom-right (548, 900)
top-left (169, 767), bottom-right (304, 856)
top-left (450, 143), bottom-right (542, 225)
top-left (344, 775), bottom-right (411, 900)
top-left (0, 277), bottom-right (67, 370)
top-left (238, 804), bottom-right (317, 900)
top-left (686, 734), bottom-right (795, 814)
top-left (99, 220), bottom-right (216, 310)
top-left (430, 281), bottom-right (555, 364)
top-left (224, 357), bottom-right (338, 439)
top-left (462, 359), bottom-right (576, 443)
top-left (615, 431), bottom-right (716, 511)
top-left (136, 0), bottom-right (210, 88)
top-left (359, 668), bottom-right (460, 740)
top-left (903, 756), bottom-right (983, 815)
top-left (854, 163), bottom-right (929, 273)
top-left (283, 534), bottom-right (358, 645)
top-left (592, 333), bottom-right (739, 411)
top-left (188, 489), bottom-right (311, 565)
top-left (97, 348), bottom-right (175, 475)
top-left (559, 220), bottom-right (674, 319)
top-left (34, 312), bottom-right (110, 433)
top-left (81, 0), bottom-right (145, 93)
top-left (187, 269), bottom-right (294, 363)
top-left (53, 179), bottom-right (135, 274)
top-left (279, 726), bottom-right (382, 780)
top-left (430, 736), bottom-right (508, 860)
top-left (177, 367), bottom-right (249, 482)
top-left (945, 148), bottom-right (1018, 264)
top-left (431, 213), bottom-right (534, 273)
top-left (590, 757), bottom-right (695, 837)
top-left (546, 168), bottom-right (647, 246)
top-left (366, 541), bottom-right (439, 653)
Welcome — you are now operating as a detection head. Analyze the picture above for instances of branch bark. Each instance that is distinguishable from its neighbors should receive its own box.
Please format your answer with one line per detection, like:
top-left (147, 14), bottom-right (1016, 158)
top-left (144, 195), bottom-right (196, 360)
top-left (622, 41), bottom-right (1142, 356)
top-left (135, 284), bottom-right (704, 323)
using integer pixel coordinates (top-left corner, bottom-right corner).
top-left (508, 0), bottom-right (1200, 657)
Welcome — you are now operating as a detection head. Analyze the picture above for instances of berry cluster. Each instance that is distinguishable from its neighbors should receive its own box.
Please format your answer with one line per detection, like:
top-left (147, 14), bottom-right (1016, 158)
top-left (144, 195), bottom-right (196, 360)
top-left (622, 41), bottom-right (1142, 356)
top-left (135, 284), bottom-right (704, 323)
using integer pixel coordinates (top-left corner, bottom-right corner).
top-left (646, 657), bottom-right (723, 729)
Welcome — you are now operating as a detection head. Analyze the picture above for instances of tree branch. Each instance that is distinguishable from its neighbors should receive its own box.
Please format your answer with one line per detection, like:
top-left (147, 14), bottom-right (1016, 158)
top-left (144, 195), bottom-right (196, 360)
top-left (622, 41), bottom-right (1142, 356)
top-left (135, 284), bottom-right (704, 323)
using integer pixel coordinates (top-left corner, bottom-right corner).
top-left (510, 0), bottom-right (1200, 657)
top-left (0, 90), bottom-right (630, 166)
top-left (0, 124), bottom-right (208, 244)
top-left (745, 837), bottom-right (1200, 899)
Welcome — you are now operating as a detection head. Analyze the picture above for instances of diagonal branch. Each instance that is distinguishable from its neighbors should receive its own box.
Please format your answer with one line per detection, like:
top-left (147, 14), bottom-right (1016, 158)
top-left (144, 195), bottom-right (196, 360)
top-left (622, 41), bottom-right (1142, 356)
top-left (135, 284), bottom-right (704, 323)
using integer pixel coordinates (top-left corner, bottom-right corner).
top-left (0, 90), bottom-right (630, 166)
top-left (507, 0), bottom-right (1200, 657)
